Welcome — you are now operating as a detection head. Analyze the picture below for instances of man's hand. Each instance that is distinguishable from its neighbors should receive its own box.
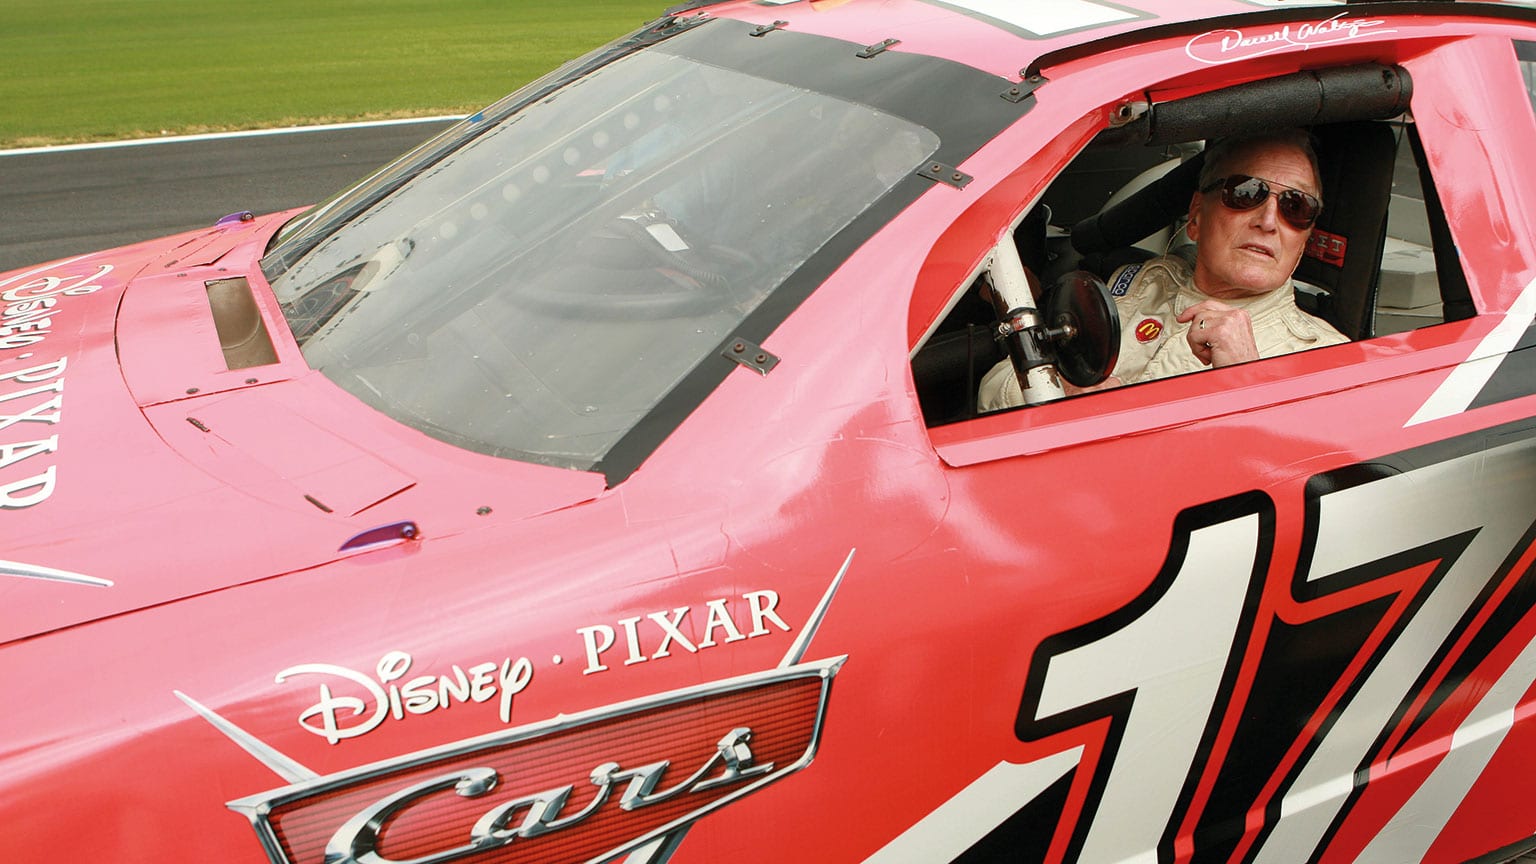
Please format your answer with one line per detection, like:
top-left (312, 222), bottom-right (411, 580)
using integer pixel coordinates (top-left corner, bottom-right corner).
top-left (1178, 300), bottom-right (1259, 367)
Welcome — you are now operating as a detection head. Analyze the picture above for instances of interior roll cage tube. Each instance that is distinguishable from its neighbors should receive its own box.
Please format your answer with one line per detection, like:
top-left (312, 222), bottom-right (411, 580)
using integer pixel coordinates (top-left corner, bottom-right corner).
top-left (986, 237), bottom-right (1122, 406)
top-left (1100, 63), bottom-right (1411, 147)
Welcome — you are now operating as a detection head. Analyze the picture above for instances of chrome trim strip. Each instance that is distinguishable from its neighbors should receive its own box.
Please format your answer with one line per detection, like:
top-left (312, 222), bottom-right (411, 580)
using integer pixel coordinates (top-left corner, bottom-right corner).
top-left (0, 558), bottom-right (113, 588)
top-left (623, 828), bottom-right (691, 863)
top-left (173, 690), bottom-right (318, 784)
top-left (780, 548), bottom-right (854, 668)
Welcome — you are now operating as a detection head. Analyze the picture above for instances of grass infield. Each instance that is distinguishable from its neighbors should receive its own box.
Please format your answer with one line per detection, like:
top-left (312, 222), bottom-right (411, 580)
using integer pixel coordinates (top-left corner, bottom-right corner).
top-left (0, 0), bottom-right (667, 148)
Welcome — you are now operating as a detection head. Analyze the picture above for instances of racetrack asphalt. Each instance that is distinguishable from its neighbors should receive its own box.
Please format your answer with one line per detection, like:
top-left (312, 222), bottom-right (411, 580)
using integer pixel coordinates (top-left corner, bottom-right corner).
top-left (0, 119), bottom-right (458, 275)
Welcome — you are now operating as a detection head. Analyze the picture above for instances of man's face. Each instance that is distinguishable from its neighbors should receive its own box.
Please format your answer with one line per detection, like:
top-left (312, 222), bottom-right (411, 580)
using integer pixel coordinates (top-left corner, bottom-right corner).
top-left (1186, 142), bottom-right (1319, 300)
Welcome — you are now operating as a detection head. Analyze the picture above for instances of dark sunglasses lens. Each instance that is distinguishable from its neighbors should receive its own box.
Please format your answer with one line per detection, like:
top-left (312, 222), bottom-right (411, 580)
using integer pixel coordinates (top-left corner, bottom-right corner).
top-left (1277, 190), bottom-right (1321, 228)
top-left (1221, 176), bottom-right (1270, 211)
top-left (1218, 175), bottom-right (1320, 228)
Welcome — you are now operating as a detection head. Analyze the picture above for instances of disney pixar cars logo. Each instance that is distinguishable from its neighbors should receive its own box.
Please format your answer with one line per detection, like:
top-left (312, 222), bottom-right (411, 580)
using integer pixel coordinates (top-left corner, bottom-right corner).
top-left (0, 263), bottom-right (109, 351)
top-left (228, 657), bottom-right (843, 864)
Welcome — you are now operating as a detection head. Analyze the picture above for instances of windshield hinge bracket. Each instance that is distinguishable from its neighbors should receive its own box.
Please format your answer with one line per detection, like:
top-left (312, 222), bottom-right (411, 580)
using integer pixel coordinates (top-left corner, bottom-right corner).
top-left (751, 20), bottom-right (788, 37)
top-left (917, 161), bottom-right (973, 190)
top-left (857, 38), bottom-right (901, 59)
top-left (723, 337), bottom-right (780, 376)
top-left (1002, 72), bottom-right (1048, 104)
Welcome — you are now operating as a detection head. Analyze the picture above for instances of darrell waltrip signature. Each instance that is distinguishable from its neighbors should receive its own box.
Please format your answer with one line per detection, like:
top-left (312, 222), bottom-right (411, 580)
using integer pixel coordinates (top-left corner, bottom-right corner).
top-left (1185, 12), bottom-right (1395, 65)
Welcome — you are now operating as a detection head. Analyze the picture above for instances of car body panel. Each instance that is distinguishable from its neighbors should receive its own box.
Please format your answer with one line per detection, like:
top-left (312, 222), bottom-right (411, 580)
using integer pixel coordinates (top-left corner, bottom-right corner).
top-left (8, 1), bottom-right (1536, 863)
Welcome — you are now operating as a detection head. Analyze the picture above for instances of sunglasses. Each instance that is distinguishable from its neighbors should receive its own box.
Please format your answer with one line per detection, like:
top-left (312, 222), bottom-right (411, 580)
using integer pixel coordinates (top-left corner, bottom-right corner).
top-left (1201, 174), bottom-right (1322, 230)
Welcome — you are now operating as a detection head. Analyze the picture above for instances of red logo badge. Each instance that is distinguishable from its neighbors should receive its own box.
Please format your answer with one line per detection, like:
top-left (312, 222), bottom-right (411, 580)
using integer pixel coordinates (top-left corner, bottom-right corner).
top-left (202, 552), bottom-right (856, 864)
top-left (228, 659), bottom-right (843, 864)
top-left (1135, 318), bottom-right (1163, 343)
top-left (1305, 228), bottom-right (1348, 267)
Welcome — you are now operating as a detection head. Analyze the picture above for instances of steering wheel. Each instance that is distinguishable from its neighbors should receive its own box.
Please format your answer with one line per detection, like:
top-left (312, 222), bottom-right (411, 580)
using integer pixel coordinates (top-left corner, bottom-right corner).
top-left (1043, 271), bottom-right (1121, 387)
top-left (510, 212), bottom-right (756, 319)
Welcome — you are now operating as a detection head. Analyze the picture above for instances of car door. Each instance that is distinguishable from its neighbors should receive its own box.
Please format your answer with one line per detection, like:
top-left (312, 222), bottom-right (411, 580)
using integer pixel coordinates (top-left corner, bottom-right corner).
top-left (903, 17), bottom-right (1536, 864)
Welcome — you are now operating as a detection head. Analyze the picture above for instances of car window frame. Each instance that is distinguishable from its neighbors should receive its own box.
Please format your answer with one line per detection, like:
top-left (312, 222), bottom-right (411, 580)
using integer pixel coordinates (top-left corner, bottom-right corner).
top-left (911, 26), bottom-right (1536, 468)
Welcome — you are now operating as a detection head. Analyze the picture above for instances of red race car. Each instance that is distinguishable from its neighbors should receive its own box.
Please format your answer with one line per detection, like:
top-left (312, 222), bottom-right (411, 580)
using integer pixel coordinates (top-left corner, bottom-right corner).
top-left (6, 0), bottom-right (1536, 861)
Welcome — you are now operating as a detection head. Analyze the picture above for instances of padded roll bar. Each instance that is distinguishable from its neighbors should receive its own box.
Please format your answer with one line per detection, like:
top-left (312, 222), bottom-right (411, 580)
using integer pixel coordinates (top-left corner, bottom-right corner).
top-left (1101, 63), bottom-right (1411, 148)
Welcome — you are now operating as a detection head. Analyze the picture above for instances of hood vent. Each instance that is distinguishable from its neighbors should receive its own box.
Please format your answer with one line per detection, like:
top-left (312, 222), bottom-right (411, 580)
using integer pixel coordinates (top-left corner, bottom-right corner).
top-left (205, 277), bottom-right (279, 369)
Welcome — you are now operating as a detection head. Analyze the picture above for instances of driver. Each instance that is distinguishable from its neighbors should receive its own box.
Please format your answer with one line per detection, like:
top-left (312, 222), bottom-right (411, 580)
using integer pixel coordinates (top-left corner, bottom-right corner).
top-left (978, 128), bottom-right (1348, 411)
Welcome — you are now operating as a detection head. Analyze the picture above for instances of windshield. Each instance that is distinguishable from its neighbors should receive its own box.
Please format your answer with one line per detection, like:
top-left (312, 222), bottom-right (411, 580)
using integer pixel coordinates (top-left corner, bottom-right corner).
top-left (267, 42), bottom-right (938, 471)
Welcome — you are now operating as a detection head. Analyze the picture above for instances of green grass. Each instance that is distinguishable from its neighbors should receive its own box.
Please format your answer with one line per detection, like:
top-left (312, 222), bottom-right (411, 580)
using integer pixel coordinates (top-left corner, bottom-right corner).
top-left (0, 0), bottom-right (668, 147)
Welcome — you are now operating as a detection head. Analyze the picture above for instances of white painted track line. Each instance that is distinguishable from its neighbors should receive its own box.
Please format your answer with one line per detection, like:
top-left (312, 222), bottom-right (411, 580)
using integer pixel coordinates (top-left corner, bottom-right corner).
top-left (0, 115), bottom-right (466, 158)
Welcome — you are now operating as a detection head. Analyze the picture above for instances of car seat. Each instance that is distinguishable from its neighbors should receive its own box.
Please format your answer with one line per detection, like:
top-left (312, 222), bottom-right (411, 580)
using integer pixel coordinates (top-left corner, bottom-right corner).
top-left (1294, 120), bottom-right (1398, 339)
top-left (1069, 121), bottom-right (1397, 340)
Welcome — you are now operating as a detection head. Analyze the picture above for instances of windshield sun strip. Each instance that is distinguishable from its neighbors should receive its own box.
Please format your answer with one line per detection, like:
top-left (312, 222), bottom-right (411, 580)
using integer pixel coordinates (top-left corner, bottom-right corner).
top-left (258, 14), bottom-right (714, 282)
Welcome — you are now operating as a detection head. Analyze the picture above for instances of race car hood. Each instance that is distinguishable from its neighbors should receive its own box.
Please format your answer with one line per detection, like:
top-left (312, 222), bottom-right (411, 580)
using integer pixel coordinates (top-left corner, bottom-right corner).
top-left (0, 215), bottom-right (606, 645)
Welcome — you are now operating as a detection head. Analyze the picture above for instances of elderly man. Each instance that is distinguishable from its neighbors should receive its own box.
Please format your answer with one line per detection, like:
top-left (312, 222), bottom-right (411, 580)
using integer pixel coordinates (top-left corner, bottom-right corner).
top-left (978, 128), bottom-right (1349, 411)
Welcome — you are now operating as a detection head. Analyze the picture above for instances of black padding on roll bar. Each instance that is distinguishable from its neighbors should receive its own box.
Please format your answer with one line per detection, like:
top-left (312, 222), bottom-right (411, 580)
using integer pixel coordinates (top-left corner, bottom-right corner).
top-left (1111, 63), bottom-right (1412, 147)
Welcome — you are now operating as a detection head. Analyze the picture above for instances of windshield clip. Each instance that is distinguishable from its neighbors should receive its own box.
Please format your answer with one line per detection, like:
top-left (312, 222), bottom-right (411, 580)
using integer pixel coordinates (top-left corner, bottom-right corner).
top-left (856, 39), bottom-right (901, 59)
top-left (653, 13), bottom-right (711, 38)
top-left (1002, 72), bottom-right (1048, 104)
top-left (917, 161), bottom-right (973, 190)
top-left (750, 20), bottom-right (788, 37)
top-left (723, 337), bottom-right (780, 376)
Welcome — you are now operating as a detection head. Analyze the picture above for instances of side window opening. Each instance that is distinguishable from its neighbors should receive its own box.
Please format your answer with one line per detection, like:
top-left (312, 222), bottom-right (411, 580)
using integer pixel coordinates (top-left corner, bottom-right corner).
top-left (1376, 121), bottom-right (1446, 335)
top-left (912, 65), bottom-right (1473, 427)
top-left (1517, 40), bottom-right (1536, 115)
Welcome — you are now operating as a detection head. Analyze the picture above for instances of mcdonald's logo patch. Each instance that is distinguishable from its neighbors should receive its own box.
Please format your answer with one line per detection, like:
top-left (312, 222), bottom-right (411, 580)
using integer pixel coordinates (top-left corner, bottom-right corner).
top-left (1135, 318), bottom-right (1163, 343)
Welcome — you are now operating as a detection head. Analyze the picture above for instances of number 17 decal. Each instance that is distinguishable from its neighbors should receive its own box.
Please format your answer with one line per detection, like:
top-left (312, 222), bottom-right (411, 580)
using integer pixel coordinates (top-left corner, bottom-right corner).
top-left (1013, 433), bottom-right (1536, 864)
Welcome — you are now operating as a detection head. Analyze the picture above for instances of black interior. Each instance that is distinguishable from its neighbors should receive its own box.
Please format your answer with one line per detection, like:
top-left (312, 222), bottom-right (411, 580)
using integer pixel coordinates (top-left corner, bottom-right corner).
top-left (910, 62), bottom-right (1470, 427)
